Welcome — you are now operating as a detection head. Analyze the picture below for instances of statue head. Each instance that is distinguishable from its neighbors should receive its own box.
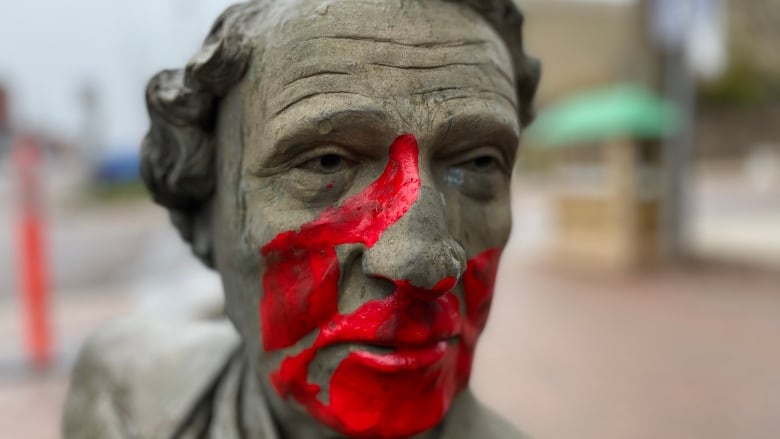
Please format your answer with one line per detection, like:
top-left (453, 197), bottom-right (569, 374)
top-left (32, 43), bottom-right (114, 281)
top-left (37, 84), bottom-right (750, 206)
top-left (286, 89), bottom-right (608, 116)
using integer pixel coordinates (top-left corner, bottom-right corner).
top-left (141, 0), bottom-right (539, 437)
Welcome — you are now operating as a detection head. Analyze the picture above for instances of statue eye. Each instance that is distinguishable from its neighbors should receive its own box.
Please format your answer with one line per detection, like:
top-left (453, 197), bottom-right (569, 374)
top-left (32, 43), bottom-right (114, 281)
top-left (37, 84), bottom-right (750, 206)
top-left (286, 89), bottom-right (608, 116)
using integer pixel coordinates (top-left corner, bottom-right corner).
top-left (457, 155), bottom-right (500, 173)
top-left (472, 156), bottom-right (497, 171)
top-left (319, 154), bottom-right (342, 170)
top-left (299, 153), bottom-right (355, 174)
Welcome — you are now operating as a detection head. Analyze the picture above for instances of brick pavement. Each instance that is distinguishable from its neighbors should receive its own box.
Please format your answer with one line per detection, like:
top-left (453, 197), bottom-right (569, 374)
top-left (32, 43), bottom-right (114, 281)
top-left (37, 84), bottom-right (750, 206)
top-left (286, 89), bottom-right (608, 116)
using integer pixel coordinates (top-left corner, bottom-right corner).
top-left (0, 290), bottom-right (135, 439)
top-left (472, 254), bottom-right (780, 439)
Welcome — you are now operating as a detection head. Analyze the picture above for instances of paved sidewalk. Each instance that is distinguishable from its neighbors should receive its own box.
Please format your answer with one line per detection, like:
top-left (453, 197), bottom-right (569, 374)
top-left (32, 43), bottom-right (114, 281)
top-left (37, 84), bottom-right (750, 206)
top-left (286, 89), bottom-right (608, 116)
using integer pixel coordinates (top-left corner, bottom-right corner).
top-left (473, 254), bottom-right (780, 439)
top-left (0, 289), bottom-right (136, 439)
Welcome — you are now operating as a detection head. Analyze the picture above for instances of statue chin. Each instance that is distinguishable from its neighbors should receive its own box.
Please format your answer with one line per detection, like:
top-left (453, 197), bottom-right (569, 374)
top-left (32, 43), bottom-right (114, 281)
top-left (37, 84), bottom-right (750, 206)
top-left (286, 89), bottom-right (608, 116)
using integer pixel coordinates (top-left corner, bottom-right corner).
top-left (273, 340), bottom-right (465, 438)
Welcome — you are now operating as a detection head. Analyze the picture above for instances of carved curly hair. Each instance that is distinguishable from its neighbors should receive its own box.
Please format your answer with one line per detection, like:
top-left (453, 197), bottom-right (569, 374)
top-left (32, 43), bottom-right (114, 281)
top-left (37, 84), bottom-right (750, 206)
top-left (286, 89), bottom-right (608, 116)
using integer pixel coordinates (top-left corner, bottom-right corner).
top-left (141, 0), bottom-right (540, 267)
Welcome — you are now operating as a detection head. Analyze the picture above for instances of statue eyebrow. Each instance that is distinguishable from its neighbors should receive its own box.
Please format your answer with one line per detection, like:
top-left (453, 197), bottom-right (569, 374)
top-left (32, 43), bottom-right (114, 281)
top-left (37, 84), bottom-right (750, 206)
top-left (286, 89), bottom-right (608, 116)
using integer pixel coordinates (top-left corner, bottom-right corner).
top-left (257, 106), bottom-right (396, 170)
top-left (431, 111), bottom-right (520, 160)
top-left (420, 88), bottom-right (517, 111)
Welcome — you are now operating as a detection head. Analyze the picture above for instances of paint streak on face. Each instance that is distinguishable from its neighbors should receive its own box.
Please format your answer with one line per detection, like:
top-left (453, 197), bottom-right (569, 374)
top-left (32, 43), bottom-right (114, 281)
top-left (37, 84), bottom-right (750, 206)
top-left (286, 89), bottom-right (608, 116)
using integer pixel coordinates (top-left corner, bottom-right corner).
top-left (260, 134), bottom-right (501, 438)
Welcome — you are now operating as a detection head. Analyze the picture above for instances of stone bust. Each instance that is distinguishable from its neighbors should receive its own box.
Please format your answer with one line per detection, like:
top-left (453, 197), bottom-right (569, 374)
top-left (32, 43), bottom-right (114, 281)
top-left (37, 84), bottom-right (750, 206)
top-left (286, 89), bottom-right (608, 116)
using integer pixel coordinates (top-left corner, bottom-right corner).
top-left (63, 0), bottom-right (539, 437)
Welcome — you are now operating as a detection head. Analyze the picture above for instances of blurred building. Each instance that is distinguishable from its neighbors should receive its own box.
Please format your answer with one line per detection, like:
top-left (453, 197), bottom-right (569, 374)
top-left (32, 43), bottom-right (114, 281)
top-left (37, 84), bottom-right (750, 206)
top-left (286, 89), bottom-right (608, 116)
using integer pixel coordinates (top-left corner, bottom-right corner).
top-left (697, 0), bottom-right (780, 159)
top-left (730, 0), bottom-right (780, 77)
top-left (517, 0), bottom-right (780, 270)
top-left (521, 0), bottom-right (659, 104)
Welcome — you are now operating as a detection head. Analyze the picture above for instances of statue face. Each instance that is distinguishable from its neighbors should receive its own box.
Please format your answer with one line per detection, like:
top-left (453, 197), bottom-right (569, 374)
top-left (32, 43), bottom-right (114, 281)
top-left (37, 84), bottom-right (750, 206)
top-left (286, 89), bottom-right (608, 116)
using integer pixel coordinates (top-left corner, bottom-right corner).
top-left (210, 1), bottom-right (520, 437)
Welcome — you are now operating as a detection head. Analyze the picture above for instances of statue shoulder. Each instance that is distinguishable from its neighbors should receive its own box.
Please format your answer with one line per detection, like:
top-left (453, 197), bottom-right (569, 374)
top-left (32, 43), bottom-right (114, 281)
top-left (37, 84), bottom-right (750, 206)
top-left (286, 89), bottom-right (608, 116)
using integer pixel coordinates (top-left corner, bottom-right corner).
top-left (62, 316), bottom-right (240, 439)
top-left (442, 390), bottom-right (532, 439)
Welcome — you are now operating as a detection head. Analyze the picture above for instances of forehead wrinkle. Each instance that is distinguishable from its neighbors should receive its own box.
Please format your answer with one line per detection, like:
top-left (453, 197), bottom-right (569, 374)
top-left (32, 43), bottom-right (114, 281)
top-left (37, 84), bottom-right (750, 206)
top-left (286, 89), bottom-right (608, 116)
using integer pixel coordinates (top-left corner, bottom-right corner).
top-left (284, 71), bottom-right (350, 89)
top-left (265, 59), bottom-right (357, 100)
top-left (273, 0), bottom-right (502, 48)
top-left (268, 55), bottom-right (515, 117)
top-left (271, 91), bottom-right (376, 118)
top-left (369, 61), bottom-right (514, 92)
top-left (272, 37), bottom-right (511, 83)
top-left (256, 2), bottom-right (520, 139)
top-left (268, 63), bottom-right (517, 126)
top-left (286, 34), bottom-right (491, 49)
top-left (413, 87), bottom-right (517, 111)
top-left (261, 0), bottom-right (518, 91)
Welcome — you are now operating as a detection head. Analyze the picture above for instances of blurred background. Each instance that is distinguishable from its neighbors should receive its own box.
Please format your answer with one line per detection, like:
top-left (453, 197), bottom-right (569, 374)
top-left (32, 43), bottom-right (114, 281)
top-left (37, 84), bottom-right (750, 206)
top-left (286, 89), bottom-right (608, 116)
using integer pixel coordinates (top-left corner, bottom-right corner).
top-left (1, 0), bottom-right (778, 438)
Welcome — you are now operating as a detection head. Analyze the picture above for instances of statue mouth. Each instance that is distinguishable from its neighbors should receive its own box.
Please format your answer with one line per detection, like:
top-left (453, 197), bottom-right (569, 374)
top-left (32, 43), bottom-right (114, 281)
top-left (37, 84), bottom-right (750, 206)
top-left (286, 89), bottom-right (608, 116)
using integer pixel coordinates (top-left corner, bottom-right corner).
top-left (317, 313), bottom-right (462, 372)
top-left (350, 339), bottom-right (455, 372)
top-left (304, 292), bottom-right (464, 364)
top-left (356, 335), bottom-right (460, 351)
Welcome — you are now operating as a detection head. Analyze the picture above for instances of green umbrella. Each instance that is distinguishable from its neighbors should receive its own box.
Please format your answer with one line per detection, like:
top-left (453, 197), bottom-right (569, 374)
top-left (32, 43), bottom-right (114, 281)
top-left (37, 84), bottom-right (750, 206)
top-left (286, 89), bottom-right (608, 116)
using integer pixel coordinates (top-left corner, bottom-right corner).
top-left (526, 84), bottom-right (681, 148)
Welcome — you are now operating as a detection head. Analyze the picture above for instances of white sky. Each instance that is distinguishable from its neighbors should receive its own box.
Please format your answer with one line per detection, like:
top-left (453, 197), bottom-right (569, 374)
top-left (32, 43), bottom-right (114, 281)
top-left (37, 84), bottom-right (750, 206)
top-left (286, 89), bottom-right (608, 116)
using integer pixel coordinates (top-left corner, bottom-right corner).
top-left (0, 0), bottom-right (236, 151)
top-left (0, 0), bottom-right (635, 152)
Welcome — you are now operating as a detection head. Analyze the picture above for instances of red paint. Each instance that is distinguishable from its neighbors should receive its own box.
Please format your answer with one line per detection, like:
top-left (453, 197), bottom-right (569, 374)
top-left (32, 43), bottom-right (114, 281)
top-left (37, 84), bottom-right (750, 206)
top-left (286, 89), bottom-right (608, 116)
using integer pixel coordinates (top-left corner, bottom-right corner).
top-left (261, 134), bottom-right (420, 351)
top-left (456, 247), bottom-right (501, 385)
top-left (260, 134), bottom-right (502, 438)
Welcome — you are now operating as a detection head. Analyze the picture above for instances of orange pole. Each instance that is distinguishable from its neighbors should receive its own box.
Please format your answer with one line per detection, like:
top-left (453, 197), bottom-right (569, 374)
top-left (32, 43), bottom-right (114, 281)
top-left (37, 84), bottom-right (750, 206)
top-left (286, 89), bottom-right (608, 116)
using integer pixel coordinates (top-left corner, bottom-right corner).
top-left (13, 135), bottom-right (52, 368)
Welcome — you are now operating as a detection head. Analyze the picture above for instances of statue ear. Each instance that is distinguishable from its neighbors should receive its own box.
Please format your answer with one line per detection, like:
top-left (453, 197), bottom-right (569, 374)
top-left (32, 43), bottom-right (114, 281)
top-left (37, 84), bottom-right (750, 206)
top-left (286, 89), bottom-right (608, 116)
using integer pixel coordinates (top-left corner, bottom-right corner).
top-left (518, 56), bottom-right (541, 127)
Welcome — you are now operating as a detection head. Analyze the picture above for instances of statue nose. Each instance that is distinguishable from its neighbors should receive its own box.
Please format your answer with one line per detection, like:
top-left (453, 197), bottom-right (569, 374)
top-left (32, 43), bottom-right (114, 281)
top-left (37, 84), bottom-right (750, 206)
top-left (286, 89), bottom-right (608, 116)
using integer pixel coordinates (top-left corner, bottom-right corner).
top-left (361, 186), bottom-right (467, 299)
top-left (392, 276), bottom-right (458, 302)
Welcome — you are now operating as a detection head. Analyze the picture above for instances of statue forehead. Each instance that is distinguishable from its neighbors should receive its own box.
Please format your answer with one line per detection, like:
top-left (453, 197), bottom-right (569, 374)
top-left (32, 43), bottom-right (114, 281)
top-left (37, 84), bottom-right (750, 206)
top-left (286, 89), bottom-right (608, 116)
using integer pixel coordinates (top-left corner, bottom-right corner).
top-left (254, 0), bottom-right (515, 78)
top-left (258, 0), bottom-right (506, 46)
top-left (232, 0), bottom-right (517, 140)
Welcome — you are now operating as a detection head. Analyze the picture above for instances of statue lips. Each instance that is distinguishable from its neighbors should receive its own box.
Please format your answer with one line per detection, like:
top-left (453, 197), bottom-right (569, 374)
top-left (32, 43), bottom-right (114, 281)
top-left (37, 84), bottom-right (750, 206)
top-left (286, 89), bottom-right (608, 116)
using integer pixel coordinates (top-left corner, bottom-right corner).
top-left (300, 280), bottom-right (463, 373)
top-left (349, 340), bottom-right (450, 373)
